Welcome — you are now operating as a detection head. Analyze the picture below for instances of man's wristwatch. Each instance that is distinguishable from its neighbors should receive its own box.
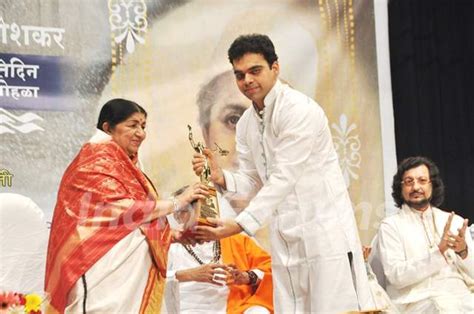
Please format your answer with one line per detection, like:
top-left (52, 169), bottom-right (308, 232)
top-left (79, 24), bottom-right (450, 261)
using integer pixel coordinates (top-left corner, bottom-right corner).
top-left (246, 270), bottom-right (258, 286)
top-left (456, 246), bottom-right (468, 257)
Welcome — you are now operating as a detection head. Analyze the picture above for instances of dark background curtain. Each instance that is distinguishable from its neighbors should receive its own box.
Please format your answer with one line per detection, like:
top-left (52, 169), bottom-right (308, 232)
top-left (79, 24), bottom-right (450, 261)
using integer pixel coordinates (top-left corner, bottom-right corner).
top-left (389, 0), bottom-right (474, 221)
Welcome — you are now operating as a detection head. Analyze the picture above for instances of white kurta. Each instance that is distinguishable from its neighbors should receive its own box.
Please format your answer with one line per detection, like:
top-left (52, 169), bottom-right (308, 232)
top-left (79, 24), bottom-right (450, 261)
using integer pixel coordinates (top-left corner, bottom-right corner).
top-left (167, 242), bottom-right (229, 314)
top-left (223, 80), bottom-right (373, 313)
top-left (166, 242), bottom-right (267, 314)
top-left (377, 204), bottom-right (474, 313)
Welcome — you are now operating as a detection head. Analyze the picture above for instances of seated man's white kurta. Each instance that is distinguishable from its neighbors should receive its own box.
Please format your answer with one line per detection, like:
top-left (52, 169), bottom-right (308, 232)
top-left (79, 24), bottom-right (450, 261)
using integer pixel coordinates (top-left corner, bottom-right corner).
top-left (377, 157), bottom-right (474, 313)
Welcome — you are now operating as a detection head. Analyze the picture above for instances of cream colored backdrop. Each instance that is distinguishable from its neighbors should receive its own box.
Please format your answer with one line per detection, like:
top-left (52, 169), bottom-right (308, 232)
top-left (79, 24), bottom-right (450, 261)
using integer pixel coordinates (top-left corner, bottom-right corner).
top-left (100, 0), bottom-right (390, 245)
top-left (0, 0), bottom-right (395, 245)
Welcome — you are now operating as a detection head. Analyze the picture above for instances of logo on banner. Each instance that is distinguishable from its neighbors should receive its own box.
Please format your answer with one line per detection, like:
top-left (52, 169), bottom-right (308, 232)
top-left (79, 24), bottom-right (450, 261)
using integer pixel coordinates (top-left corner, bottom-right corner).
top-left (108, 0), bottom-right (148, 55)
top-left (332, 114), bottom-right (361, 188)
top-left (0, 168), bottom-right (14, 187)
top-left (0, 107), bottom-right (44, 134)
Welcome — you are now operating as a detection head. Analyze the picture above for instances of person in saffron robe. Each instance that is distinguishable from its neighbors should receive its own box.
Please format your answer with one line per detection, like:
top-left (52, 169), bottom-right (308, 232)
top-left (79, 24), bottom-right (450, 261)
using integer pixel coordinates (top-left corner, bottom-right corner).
top-left (45, 98), bottom-right (209, 313)
top-left (167, 233), bottom-right (273, 314)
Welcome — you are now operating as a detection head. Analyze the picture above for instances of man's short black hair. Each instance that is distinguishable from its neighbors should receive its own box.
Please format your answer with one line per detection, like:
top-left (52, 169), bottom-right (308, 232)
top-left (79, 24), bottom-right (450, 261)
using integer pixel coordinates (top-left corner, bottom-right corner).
top-left (392, 156), bottom-right (445, 208)
top-left (228, 34), bottom-right (278, 67)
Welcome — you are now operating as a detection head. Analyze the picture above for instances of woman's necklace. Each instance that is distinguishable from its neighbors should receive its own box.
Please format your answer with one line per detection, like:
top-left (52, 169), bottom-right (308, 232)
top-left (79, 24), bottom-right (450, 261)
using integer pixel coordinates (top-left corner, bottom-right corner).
top-left (183, 241), bottom-right (221, 265)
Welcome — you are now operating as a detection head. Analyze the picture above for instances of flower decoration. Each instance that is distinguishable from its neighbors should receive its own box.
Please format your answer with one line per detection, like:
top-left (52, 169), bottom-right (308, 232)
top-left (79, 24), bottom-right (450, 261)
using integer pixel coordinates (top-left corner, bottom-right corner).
top-left (0, 291), bottom-right (42, 313)
top-left (24, 294), bottom-right (41, 313)
top-left (1, 292), bottom-right (21, 313)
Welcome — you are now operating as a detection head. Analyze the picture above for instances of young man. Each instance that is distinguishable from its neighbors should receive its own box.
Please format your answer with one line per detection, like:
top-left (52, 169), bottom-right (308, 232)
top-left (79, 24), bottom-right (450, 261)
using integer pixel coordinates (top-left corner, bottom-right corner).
top-left (192, 34), bottom-right (372, 313)
top-left (377, 156), bottom-right (473, 312)
top-left (195, 70), bottom-right (271, 251)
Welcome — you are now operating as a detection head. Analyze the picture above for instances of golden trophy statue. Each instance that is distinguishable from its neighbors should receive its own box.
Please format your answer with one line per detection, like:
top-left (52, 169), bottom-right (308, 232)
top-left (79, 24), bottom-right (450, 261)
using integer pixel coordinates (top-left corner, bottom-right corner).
top-left (187, 125), bottom-right (229, 226)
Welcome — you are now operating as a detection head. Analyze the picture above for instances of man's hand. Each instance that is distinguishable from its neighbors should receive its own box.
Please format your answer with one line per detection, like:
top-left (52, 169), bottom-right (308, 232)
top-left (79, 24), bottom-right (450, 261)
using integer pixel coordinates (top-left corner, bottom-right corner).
top-left (438, 212), bottom-right (469, 259)
top-left (225, 264), bottom-right (250, 285)
top-left (191, 148), bottom-right (226, 187)
top-left (362, 246), bottom-right (372, 262)
top-left (438, 212), bottom-right (454, 254)
top-left (193, 218), bottom-right (243, 241)
top-left (176, 263), bottom-right (229, 286)
top-left (453, 218), bottom-right (469, 259)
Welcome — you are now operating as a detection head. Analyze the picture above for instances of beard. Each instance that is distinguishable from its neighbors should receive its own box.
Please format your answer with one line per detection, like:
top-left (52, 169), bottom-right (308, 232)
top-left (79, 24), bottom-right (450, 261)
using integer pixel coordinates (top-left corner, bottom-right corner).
top-left (406, 198), bottom-right (430, 210)
top-left (405, 192), bottom-right (431, 210)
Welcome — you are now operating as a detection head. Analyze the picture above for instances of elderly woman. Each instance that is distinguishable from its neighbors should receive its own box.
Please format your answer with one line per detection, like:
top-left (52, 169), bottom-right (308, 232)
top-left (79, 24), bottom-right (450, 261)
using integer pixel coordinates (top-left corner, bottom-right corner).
top-left (45, 98), bottom-right (208, 313)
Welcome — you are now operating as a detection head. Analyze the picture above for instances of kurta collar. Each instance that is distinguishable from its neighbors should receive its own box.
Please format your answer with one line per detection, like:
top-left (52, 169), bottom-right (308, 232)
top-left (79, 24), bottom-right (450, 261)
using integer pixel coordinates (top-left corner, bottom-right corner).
top-left (251, 79), bottom-right (283, 120)
top-left (403, 203), bottom-right (433, 219)
top-left (263, 79), bottom-right (282, 109)
top-left (252, 103), bottom-right (264, 119)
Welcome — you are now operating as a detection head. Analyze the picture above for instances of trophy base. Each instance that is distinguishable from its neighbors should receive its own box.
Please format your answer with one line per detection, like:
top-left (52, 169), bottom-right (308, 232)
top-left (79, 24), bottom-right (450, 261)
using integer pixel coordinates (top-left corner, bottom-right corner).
top-left (180, 187), bottom-right (219, 238)
top-left (193, 186), bottom-right (220, 227)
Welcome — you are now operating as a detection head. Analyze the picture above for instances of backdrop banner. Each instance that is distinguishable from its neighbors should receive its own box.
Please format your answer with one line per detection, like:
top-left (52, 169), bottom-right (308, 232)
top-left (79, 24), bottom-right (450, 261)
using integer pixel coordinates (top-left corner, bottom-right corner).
top-left (0, 0), bottom-right (395, 245)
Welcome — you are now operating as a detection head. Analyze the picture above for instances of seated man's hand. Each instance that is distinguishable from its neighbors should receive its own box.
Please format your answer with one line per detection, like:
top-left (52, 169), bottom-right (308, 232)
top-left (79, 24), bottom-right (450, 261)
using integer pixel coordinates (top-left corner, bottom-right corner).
top-left (438, 212), bottom-right (455, 254)
top-left (225, 264), bottom-right (250, 285)
top-left (439, 213), bottom-right (469, 259)
top-left (453, 218), bottom-right (469, 259)
top-left (176, 263), bottom-right (229, 286)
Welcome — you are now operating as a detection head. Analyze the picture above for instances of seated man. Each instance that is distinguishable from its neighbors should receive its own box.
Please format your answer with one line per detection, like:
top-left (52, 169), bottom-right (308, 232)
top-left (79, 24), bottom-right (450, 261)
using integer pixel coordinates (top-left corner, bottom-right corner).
top-left (377, 156), bottom-right (474, 313)
top-left (167, 185), bottom-right (272, 313)
top-left (167, 233), bottom-right (273, 313)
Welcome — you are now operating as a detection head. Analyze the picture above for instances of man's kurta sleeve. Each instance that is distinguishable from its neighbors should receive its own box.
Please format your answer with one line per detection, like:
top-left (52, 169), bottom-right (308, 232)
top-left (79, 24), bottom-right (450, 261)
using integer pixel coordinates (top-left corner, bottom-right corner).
top-left (222, 114), bottom-right (262, 200)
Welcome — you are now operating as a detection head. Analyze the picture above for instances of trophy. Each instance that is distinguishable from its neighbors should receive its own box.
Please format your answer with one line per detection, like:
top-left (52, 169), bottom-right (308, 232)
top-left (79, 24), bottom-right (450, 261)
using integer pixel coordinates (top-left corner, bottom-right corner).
top-left (187, 125), bottom-right (229, 226)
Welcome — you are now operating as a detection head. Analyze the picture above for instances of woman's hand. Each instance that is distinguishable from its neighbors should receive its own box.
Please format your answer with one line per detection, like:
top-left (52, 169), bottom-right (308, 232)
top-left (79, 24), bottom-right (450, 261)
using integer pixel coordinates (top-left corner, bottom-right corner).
top-left (171, 229), bottom-right (196, 245)
top-left (175, 183), bottom-right (209, 210)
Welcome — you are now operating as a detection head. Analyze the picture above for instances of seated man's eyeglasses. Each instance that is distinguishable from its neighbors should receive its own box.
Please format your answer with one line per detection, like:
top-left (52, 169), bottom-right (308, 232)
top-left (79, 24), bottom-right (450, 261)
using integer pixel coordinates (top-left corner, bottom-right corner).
top-left (401, 177), bottom-right (431, 186)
